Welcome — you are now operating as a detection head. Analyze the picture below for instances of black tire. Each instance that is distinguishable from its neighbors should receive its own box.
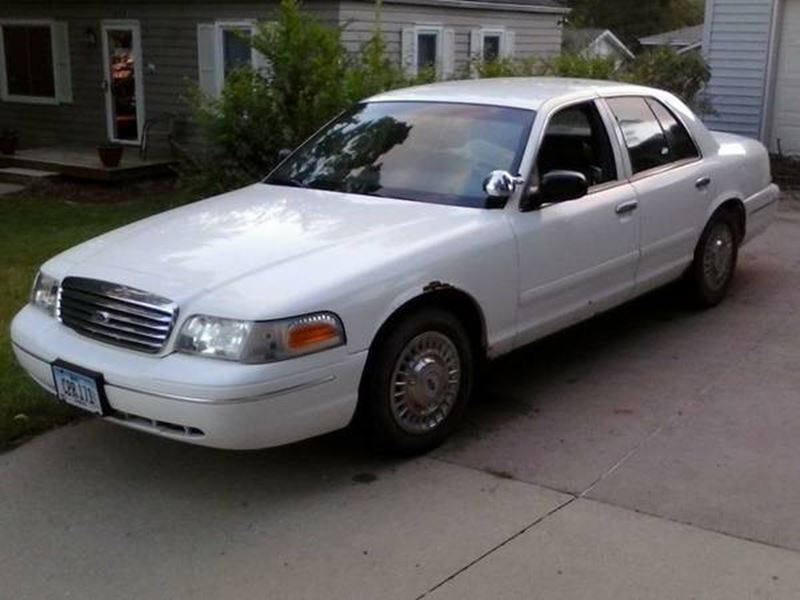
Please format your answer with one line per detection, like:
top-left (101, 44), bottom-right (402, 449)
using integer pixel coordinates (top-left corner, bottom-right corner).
top-left (686, 209), bottom-right (740, 308)
top-left (357, 308), bottom-right (474, 455)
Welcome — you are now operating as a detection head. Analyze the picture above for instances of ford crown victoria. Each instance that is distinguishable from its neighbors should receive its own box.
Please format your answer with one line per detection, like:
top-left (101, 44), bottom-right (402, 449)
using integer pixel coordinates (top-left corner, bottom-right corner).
top-left (10, 78), bottom-right (780, 453)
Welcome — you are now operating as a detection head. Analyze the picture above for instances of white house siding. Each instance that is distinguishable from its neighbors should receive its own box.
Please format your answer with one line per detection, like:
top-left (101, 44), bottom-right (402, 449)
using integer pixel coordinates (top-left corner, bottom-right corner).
top-left (338, 1), bottom-right (564, 75)
top-left (767, 0), bottom-right (800, 154)
top-left (702, 0), bottom-right (776, 139)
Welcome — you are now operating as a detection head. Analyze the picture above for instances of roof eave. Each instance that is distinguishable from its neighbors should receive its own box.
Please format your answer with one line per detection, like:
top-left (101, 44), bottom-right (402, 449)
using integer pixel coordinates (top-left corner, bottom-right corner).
top-left (597, 30), bottom-right (635, 60)
top-left (377, 0), bottom-right (570, 14)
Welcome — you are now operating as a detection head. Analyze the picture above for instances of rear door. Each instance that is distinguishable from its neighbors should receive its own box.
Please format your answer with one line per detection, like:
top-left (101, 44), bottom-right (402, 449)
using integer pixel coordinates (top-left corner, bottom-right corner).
top-left (604, 96), bottom-right (712, 292)
top-left (510, 99), bottom-right (641, 348)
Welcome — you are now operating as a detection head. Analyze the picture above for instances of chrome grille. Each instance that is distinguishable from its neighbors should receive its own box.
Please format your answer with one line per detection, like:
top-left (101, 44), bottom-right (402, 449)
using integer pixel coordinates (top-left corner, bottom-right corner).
top-left (58, 277), bottom-right (178, 354)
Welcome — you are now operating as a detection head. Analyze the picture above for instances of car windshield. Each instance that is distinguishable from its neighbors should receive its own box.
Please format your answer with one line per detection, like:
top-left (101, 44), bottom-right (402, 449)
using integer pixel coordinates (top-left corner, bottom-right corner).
top-left (265, 101), bottom-right (535, 208)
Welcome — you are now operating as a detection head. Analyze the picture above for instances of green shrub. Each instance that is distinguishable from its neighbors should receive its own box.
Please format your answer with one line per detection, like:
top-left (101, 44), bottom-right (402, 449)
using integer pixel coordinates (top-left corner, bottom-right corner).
top-left (189, 0), bottom-right (420, 192)
top-left (190, 1), bottom-right (351, 191)
top-left (621, 48), bottom-right (711, 109)
top-left (188, 1), bottom-right (711, 193)
top-left (539, 54), bottom-right (618, 80)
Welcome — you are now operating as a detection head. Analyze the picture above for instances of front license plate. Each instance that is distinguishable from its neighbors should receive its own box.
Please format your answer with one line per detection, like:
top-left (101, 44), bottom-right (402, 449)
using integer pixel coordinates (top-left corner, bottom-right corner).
top-left (51, 362), bottom-right (106, 416)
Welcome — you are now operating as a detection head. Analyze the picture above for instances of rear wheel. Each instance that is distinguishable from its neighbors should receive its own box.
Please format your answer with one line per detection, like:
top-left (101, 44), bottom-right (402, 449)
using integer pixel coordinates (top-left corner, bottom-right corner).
top-left (686, 210), bottom-right (740, 307)
top-left (358, 308), bottom-right (474, 455)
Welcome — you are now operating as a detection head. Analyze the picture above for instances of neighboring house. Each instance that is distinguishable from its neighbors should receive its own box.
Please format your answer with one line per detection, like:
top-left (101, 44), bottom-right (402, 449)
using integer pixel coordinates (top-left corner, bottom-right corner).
top-left (639, 24), bottom-right (704, 55)
top-left (703, 0), bottom-right (800, 155)
top-left (562, 28), bottom-right (634, 64)
top-left (0, 0), bottom-right (567, 154)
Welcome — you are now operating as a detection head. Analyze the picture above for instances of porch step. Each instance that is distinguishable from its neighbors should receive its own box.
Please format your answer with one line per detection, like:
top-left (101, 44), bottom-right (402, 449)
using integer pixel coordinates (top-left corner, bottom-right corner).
top-left (0, 167), bottom-right (60, 185)
top-left (0, 182), bottom-right (25, 197)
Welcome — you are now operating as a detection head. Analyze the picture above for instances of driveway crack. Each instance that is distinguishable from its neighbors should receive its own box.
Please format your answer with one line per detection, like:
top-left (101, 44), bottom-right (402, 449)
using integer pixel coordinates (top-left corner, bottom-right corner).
top-left (415, 495), bottom-right (577, 599)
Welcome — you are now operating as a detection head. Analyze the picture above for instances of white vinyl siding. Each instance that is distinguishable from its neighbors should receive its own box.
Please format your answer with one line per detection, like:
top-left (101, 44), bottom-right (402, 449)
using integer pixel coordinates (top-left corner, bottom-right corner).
top-left (702, 0), bottom-right (776, 139)
top-left (767, 0), bottom-right (800, 154)
top-left (341, 1), bottom-right (562, 78)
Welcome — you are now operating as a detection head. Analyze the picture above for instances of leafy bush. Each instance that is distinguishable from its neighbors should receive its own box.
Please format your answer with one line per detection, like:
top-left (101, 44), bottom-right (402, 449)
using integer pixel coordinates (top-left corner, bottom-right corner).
top-left (620, 48), bottom-right (711, 110)
top-left (189, 1), bottom-right (348, 191)
top-left (189, 0), bottom-right (711, 193)
top-left (539, 54), bottom-right (618, 80)
top-left (465, 50), bottom-right (709, 108)
top-left (189, 0), bottom-right (412, 192)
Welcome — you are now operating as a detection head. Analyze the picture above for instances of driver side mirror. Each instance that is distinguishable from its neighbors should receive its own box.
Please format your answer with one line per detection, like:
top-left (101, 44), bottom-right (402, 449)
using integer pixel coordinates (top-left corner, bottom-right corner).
top-left (538, 170), bottom-right (588, 204)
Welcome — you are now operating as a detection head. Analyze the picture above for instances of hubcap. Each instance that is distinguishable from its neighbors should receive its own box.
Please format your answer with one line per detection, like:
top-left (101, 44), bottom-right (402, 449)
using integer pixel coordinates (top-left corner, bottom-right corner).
top-left (702, 222), bottom-right (735, 291)
top-left (390, 331), bottom-right (461, 434)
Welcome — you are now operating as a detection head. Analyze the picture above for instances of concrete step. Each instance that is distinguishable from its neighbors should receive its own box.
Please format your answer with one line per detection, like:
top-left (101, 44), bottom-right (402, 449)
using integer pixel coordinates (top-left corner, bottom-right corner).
top-left (0, 167), bottom-right (59, 185)
top-left (0, 182), bottom-right (25, 196)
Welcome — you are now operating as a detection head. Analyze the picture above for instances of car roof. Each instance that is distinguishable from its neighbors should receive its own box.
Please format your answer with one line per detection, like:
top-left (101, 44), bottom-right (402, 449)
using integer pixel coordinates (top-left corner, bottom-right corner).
top-left (366, 77), bottom-right (657, 111)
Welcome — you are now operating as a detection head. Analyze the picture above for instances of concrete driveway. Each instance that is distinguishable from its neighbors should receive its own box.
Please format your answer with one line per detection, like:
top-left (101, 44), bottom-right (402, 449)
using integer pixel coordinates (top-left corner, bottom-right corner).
top-left (3, 199), bottom-right (800, 600)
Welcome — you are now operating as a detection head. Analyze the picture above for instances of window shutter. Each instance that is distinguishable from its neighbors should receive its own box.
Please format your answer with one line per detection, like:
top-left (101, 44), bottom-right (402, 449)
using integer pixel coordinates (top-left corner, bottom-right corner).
top-left (470, 29), bottom-right (481, 59)
top-left (469, 29), bottom-right (481, 77)
top-left (53, 22), bottom-right (72, 103)
top-left (197, 23), bottom-right (219, 97)
top-left (401, 26), bottom-right (416, 76)
top-left (251, 23), bottom-right (272, 80)
top-left (502, 30), bottom-right (516, 59)
top-left (442, 28), bottom-right (456, 79)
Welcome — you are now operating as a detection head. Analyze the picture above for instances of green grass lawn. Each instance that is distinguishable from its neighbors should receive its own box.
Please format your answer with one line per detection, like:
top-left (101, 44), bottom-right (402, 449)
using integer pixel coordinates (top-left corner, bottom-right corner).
top-left (0, 189), bottom-right (195, 451)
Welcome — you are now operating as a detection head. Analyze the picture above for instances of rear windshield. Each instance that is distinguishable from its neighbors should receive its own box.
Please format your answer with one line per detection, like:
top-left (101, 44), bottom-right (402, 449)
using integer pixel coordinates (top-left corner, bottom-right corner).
top-left (266, 101), bottom-right (535, 208)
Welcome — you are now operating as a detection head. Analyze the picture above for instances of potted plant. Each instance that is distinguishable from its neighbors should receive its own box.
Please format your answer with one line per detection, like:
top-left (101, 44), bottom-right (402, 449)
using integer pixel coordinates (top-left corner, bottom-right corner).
top-left (0, 128), bottom-right (19, 155)
top-left (97, 142), bottom-right (124, 168)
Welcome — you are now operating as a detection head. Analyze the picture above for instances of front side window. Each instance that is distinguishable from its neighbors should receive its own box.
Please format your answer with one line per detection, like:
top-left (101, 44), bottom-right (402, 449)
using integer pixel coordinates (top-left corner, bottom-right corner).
top-left (1, 24), bottom-right (55, 99)
top-left (606, 96), bottom-right (670, 175)
top-left (267, 101), bottom-right (535, 208)
top-left (416, 31), bottom-right (439, 73)
top-left (536, 101), bottom-right (617, 187)
top-left (645, 98), bottom-right (700, 162)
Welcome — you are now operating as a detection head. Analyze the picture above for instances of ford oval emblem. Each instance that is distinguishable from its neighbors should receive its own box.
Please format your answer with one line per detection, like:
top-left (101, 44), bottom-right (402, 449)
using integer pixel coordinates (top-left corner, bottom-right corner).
top-left (94, 310), bottom-right (111, 324)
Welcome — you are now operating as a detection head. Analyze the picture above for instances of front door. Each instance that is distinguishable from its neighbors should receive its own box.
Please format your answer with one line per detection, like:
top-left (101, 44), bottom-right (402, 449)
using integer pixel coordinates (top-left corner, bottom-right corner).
top-left (101, 21), bottom-right (144, 144)
top-left (511, 100), bottom-right (640, 348)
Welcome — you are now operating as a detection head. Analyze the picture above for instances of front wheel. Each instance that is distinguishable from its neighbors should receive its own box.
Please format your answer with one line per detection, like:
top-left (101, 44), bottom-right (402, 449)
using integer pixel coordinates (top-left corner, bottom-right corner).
top-left (686, 210), bottom-right (740, 307)
top-left (357, 308), bottom-right (474, 455)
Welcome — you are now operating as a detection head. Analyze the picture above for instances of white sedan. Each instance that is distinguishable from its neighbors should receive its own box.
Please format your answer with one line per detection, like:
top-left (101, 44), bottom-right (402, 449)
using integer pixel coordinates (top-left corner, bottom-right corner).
top-left (11, 78), bottom-right (779, 453)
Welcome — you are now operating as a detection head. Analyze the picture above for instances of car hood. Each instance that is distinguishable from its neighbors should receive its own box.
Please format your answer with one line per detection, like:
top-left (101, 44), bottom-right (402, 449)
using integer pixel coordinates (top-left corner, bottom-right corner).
top-left (47, 184), bottom-right (482, 306)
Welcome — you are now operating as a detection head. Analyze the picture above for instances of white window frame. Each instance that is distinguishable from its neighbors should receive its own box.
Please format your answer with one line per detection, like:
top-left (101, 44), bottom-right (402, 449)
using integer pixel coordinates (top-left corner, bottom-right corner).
top-left (214, 20), bottom-right (257, 93)
top-left (0, 19), bottom-right (60, 105)
top-left (414, 25), bottom-right (444, 77)
top-left (101, 19), bottom-right (145, 145)
top-left (479, 28), bottom-right (506, 62)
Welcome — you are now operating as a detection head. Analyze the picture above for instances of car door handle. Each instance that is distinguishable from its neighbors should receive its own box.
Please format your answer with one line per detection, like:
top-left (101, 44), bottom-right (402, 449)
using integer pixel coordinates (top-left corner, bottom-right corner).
top-left (615, 200), bottom-right (639, 215)
top-left (695, 176), bottom-right (711, 190)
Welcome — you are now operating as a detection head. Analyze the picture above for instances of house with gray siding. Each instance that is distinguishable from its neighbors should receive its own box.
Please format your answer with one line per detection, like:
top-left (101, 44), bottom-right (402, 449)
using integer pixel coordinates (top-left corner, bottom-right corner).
top-left (0, 0), bottom-right (567, 157)
top-left (703, 0), bottom-right (800, 155)
top-left (639, 24), bottom-right (704, 55)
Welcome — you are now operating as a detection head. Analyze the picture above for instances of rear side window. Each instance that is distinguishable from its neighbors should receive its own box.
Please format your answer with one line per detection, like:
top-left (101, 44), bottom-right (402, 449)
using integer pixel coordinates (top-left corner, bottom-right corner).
top-left (606, 97), bottom-right (670, 174)
top-left (646, 98), bottom-right (700, 162)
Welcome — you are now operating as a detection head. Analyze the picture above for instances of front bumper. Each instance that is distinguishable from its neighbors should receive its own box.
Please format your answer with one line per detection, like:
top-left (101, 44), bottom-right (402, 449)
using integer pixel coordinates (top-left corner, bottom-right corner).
top-left (10, 305), bottom-right (367, 449)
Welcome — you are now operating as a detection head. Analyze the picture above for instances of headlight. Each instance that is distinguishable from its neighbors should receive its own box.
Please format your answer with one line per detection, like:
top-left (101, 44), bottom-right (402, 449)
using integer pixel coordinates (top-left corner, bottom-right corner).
top-left (176, 312), bottom-right (345, 363)
top-left (30, 272), bottom-right (60, 317)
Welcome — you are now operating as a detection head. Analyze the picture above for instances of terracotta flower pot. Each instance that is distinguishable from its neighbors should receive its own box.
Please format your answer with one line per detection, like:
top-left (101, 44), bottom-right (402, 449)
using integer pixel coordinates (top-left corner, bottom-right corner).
top-left (97, 144), bottom-right (124, 168)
